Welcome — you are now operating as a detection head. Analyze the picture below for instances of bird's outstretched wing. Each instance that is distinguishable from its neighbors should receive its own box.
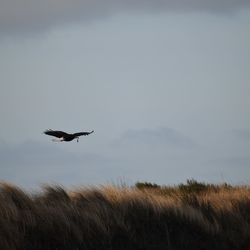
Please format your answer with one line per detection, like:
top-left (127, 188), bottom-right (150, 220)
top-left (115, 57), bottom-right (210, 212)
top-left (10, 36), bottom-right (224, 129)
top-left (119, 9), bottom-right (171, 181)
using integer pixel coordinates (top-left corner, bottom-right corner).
top-left (44, 129), bottom-right (69, 138)
top-left (74, 130), bottom-right (94, 137)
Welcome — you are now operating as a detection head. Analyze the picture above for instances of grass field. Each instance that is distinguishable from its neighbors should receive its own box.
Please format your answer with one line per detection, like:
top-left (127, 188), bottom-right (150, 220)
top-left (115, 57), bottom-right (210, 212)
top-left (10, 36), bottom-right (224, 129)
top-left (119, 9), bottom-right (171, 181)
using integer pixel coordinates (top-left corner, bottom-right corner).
top-left (0, 180), bottom-right (249, 250)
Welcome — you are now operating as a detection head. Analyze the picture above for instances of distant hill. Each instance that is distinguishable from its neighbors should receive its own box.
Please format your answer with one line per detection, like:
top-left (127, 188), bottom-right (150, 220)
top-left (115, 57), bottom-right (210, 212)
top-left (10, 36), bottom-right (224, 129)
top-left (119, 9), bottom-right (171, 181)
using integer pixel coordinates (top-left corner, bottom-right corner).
top-left (0, 180), bottom-right (249, 250)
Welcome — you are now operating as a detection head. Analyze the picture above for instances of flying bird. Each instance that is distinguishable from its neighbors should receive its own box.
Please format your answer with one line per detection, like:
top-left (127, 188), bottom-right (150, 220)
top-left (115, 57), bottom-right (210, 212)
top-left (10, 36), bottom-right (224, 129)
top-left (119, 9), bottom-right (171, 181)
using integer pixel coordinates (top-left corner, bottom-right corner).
top-left (44, 129), bottom-right (94, 142)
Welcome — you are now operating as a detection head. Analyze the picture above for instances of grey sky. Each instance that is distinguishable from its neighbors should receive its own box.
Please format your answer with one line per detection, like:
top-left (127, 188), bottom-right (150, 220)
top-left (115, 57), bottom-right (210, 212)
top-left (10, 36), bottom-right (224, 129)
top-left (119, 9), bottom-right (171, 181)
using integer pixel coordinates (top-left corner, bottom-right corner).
top-left (1, 0), bottom-right (250, 35)
top-left (0, 1), bottom-right (250, 188)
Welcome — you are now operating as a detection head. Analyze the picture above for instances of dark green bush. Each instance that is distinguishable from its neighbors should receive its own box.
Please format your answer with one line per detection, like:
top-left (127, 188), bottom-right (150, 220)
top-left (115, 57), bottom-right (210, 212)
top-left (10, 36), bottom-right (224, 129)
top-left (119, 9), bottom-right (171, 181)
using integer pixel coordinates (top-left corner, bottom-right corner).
top-left (135, 181), bottom-right (160, 190)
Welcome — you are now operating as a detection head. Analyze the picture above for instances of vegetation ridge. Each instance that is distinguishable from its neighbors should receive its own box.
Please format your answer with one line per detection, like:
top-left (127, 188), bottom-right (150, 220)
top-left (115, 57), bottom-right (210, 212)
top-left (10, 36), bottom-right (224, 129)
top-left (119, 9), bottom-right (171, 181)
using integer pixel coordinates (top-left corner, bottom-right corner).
top-left (0, 180), bottom-right (249, 250)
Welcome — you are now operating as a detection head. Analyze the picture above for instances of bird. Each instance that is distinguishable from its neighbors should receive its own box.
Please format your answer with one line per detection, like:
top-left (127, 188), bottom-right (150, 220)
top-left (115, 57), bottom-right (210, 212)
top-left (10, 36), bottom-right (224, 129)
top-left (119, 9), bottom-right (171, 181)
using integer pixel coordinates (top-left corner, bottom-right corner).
top-left (44, 129), bottom-right (94, 142)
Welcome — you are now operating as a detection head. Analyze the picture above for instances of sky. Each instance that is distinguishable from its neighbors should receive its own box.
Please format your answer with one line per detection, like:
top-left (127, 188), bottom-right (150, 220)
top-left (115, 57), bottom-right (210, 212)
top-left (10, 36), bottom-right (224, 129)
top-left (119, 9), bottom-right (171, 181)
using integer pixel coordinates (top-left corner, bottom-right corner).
top-left (0, 1), bottom-right (250, 188)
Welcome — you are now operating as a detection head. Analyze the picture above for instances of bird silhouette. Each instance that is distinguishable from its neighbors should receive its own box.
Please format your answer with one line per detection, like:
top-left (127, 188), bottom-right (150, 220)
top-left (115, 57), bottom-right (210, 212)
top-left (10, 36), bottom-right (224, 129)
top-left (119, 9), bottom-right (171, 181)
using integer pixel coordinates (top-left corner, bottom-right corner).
top-left (44, 129), bottom-right (94, 142)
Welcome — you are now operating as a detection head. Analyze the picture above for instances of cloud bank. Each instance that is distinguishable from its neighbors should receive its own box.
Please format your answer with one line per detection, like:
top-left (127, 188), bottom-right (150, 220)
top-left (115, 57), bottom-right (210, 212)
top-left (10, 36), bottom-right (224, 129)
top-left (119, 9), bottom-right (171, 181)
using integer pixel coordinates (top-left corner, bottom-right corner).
top-left (116, 127), bottom-right (196, 149)
top-left (0, 140), bottom-right (113, 187)
top-left (1, 127), bottom-right (250, 187)
top-left (1, 0), bottom-right (250, 35)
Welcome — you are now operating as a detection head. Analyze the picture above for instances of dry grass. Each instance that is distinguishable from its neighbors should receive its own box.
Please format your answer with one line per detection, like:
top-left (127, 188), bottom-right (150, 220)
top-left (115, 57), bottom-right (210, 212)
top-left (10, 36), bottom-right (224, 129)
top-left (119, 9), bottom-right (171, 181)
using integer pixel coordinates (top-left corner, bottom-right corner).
top-left (0, 181), bottom-right (249, 250)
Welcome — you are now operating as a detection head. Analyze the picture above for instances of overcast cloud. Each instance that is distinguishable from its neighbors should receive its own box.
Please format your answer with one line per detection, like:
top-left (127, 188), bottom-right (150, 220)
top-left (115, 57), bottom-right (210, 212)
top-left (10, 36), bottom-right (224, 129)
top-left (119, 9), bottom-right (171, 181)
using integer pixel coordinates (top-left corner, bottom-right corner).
top-left (1, 0), bottom-right (250, 35)
top-left (0, 1), bottom-right (250, 187)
